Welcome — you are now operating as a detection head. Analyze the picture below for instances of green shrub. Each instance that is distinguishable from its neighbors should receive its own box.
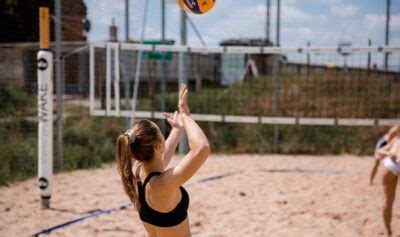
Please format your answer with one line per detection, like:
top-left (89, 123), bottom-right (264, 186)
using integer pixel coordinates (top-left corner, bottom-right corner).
top-left (0, 138), bottom-right (37, 185)
top-left (0, 151), bottom-right (11, 186)
top-left (200, 123), bottom-right (383, 155)
top-left (0, 120), bottom-right (37, 144)
top-left (96, 141), bottom-right (115, 163)
top-left (63, 144), bottom-right (101, 170)
top-left (0, 87), bottom-right (35, 117)
top-left (62, 116), bottom-right (124, 170)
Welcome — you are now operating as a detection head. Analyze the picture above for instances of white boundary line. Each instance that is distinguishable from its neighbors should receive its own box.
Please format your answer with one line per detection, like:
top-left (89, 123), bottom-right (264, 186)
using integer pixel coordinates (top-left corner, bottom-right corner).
top-left (89, 110), bottom-right (400, 127)
top-left (337, 119), bottom-right (375, 126)
top-left (191, 114), bottom-right (222, 122)
top-left (298, 118), bottom-right (335, 126)
top-left (261, 117), bottom-right (297, 125)
top-left (225, 115), bottom-right (259, 124)
top-left (379, 119), bottom-right (400, 126)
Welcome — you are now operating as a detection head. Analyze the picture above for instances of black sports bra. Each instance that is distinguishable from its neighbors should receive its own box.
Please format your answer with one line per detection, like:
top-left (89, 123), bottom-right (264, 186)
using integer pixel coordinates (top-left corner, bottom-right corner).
top-left (137, 172), bottom-right (190, 227)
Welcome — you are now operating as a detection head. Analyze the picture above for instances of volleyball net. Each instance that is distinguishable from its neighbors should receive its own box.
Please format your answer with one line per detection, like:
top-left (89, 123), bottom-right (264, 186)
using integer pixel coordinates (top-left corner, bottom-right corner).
top-left (89, 43), bottom-right (400, 126)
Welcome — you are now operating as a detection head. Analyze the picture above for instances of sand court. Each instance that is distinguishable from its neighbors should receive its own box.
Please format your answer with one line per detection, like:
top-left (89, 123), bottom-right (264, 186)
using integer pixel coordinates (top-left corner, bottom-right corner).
top-left (0, 155), bottom-right (399, 236)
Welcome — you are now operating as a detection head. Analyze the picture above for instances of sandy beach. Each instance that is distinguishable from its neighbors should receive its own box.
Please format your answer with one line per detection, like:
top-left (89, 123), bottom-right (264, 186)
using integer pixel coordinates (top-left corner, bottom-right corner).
top-left (0, 154), bottom-right (399, 236)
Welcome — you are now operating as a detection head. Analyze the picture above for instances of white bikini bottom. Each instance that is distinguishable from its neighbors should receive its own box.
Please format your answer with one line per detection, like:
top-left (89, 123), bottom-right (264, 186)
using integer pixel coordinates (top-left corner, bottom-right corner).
top-left (382, 157), bottom-right (400, 176)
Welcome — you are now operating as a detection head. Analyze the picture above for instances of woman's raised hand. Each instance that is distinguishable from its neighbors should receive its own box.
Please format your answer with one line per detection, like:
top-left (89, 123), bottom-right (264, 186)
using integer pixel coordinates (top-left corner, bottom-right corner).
top-left (163, 111), bottom-right (183, 129)
top-left (159, 85), bottom-right (210, 188)
top-left (178, 84), bottom-right (190, 115)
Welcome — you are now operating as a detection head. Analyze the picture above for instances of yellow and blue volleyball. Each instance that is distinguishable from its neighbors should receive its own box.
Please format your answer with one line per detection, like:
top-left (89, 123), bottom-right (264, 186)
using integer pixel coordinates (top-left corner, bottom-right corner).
top-left (177, 0), bottom-right (216, 15)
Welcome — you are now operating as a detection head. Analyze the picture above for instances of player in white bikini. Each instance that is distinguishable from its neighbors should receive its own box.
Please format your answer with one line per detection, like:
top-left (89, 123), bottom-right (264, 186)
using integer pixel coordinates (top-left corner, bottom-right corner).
top-left (376, 126), bottom-right (400, 235)
top-left (370, 126), bottom-right (399, 185)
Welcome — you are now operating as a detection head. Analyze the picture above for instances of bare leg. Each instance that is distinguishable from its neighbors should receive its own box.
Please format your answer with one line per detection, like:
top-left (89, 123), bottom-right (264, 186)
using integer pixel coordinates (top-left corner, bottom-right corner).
top-left (382, 168), bottom-right (398, 235)
top-left (370, 160), bottom-right (380, 185)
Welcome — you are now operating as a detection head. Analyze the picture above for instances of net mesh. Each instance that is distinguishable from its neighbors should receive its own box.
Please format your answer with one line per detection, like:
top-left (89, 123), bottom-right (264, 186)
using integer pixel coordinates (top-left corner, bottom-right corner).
top-left (90, 44), bottom-right (400, 121)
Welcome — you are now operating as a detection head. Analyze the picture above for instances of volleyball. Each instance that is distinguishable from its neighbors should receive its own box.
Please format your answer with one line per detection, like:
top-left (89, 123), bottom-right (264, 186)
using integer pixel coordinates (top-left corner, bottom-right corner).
top-left (177, 0), bottom-right (216, 14)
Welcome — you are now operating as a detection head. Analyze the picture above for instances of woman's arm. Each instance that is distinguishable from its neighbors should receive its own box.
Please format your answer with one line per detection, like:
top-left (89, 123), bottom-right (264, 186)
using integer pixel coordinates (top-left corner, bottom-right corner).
top-left (160, 85), bottom-right (210, 188)
top-left (162, 112), bottom-right (183, 168)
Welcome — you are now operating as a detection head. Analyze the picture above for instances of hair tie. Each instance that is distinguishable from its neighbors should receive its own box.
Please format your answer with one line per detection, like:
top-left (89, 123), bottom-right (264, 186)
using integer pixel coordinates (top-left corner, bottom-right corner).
top-left (124, 129), bottom-right (136, 143)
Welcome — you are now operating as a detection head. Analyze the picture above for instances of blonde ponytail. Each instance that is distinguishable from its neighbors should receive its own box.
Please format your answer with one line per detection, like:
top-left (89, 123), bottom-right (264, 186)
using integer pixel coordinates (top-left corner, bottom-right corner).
top-left (115, 119), bottom-right (162, 210)
top-left (116, 135), bottom-right (140, 209)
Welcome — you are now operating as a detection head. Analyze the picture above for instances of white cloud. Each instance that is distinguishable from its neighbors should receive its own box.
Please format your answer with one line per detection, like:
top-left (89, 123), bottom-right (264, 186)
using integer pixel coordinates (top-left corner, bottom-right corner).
top-left (329, 1), bottom-right (359, 18)
top-left (298, 27), bottom-right (313, 39)
top-left (282, 5), bottom-right (312, 22)
top-left (391, 14), bottom-right (400, 32)
top-left (364, 14), bottom-right (385, 30)
top-left (192, 3), bottom-right (313, 44)
top-left (291, 0), bottom-right (359, 18)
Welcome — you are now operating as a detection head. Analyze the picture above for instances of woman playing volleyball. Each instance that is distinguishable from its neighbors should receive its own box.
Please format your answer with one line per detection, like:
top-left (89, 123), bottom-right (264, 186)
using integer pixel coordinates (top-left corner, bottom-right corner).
top-left (115, 84), bottom-right (210, 237)
top-left (376, 126), bottom-right (400, 235)
top-left (370, 126), bottom-right (399, 185)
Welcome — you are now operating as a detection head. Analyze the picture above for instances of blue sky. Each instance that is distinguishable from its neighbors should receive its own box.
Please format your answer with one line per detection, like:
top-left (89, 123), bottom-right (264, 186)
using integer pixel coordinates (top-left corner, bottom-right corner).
top-left (84, 0), bottom-right (400, 47)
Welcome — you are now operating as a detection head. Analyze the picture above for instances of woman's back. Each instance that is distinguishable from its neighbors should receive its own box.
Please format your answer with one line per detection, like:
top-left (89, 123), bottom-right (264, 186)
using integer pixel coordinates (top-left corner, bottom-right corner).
top-left (138, 171), bottom-right (191, 237)
top-left (138, 170), bottom-right (191, 237)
